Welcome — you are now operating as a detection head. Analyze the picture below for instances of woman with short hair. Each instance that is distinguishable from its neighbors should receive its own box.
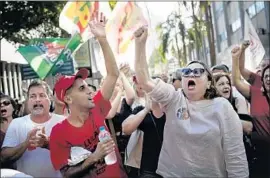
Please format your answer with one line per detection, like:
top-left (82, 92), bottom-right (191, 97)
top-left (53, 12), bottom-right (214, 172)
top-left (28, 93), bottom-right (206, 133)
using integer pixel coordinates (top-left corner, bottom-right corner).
top-left (133, 26), bottom-right (249, 178)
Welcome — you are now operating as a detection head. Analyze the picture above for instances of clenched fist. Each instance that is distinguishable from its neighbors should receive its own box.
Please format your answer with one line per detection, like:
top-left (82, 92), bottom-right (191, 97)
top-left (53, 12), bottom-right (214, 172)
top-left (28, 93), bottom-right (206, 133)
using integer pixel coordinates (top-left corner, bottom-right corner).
top-left (134, 26), bottom-right (148, 45)
top-left (231, 46), bottom-right (242, 60)
top-left (241, 40), bottom-right (250, 51)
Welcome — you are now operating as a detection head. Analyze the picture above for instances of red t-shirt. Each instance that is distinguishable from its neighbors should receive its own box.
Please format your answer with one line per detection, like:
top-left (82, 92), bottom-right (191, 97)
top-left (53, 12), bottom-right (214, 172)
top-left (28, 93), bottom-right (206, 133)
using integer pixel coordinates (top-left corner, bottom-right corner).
top-left (250, 86), bottom-right (270, 140)
top-left (50, 91), bottom-right (127, 178)
top-left (248, 72), bottom-right (262, 88)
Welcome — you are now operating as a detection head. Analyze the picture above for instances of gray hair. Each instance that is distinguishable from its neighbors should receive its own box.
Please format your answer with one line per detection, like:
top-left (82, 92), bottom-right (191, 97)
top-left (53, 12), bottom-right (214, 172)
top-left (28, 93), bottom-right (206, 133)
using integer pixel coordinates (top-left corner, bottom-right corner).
top-left (27, 80), bottom-right (52, 97)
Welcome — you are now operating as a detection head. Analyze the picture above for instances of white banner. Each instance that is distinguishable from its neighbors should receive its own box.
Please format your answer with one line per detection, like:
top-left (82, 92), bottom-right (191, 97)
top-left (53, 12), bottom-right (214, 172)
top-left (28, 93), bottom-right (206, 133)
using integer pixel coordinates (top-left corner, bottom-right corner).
top-left (244, 12), bottom-right (265, 72)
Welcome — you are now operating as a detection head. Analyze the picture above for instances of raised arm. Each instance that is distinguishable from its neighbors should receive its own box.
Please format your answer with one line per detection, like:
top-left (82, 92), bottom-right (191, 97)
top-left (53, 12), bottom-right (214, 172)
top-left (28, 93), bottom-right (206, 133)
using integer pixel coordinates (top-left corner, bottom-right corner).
top-left (231, 46), bottom-right (250, 99)
top-left (134, 27), bottom-right (155, 92)
top-left (120, 72), bottom-right (135, 105)
top-left (239, 41), bottom-right (253, 82)
top-left (134, 27), bottom-right (177, 109)
top-left (89, 12), bottom-right (119, 101)
top-left (106, 86), bottom-right (123, 119)
top-left (122, 108), bottom-right (149, 135)
top-left (122, 95), bottom-right (151, 135)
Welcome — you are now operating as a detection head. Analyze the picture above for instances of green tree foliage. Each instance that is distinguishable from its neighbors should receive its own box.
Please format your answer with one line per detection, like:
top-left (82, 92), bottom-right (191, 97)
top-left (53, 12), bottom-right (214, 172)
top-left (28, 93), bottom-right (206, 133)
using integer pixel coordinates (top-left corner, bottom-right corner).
top-left (1, 1), bottom-right (68, 44)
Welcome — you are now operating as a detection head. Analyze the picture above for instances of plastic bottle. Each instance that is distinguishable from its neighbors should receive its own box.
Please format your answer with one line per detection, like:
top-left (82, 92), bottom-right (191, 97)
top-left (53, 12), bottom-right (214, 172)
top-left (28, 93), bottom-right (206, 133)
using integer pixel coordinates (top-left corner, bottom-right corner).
top-left (98, 126), bottom-right (117, 165)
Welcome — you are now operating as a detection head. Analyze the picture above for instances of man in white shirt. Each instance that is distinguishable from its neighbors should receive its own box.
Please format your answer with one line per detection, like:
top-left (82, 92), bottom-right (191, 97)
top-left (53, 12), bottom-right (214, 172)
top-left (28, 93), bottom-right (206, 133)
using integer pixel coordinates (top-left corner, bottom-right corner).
top-left (1, 80), bottom-right (65, 177)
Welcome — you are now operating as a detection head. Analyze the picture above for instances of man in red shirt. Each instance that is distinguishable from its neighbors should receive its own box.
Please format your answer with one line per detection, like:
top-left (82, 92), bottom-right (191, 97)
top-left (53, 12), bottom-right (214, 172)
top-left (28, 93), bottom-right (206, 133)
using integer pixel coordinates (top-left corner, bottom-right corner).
top-left (239, 41), bottom-right (269, 89)
top-left (232, 46), bottom-right (270, 178)
top-left (49, 13), bottom-right (127, 178)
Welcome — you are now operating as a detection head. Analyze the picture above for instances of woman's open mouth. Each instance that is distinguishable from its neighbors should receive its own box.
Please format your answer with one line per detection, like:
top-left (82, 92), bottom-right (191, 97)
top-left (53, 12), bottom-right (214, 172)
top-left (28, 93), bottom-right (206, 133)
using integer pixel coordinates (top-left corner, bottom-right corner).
top-left (188, 80), bottom-right (196, 90)
top-left (0, 109), bottom-right (7, 116)
top-left (222, 90), bottom-right (230, 94)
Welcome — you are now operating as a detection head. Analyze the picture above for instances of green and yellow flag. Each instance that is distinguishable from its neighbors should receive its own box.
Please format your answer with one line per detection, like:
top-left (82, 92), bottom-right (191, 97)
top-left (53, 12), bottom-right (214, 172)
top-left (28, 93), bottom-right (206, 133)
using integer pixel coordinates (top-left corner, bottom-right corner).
top-left (18, 34), bottom-right (82, 80)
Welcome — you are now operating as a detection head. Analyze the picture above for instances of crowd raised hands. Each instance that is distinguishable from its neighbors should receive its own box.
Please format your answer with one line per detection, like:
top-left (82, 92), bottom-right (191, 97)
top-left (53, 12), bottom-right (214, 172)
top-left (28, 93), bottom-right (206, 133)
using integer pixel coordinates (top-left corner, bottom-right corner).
top-left (1, 12), bottom-right (269, 178)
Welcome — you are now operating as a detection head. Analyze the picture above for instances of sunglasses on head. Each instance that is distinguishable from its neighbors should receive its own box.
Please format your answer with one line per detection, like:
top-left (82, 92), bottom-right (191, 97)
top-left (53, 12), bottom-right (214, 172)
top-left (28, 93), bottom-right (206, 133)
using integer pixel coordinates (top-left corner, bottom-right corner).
top-left (181, 68), bottom-right (205, 77)
top-left (0, 100), bottom-right (11, 106)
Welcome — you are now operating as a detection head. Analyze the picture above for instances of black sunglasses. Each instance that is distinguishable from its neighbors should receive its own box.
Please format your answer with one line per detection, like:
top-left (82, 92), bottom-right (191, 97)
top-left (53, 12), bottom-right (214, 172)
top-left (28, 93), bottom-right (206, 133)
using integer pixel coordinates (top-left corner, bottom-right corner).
top-left (0, 100), bottom-right (11, 106)
top-left (182, 68), bottom-right (205, 77)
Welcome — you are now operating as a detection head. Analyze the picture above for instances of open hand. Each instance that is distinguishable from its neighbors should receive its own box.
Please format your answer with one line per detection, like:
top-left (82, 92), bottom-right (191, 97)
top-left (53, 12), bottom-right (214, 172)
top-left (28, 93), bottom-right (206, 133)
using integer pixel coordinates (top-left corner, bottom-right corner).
top-left (120, 63), bottom-right (131, 76)
top-left (134, 26), bottom-right (148, 45)
top-left (89, 12), bottom-right (107, 39)
top-left (231, 46), bottom-right (242, 60)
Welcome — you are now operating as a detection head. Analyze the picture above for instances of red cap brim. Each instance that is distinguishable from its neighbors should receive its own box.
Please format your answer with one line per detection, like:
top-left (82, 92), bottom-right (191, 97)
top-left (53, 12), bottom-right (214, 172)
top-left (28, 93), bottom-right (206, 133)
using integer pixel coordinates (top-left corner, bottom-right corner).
top-left (75, 68), bottom-right (89, 80)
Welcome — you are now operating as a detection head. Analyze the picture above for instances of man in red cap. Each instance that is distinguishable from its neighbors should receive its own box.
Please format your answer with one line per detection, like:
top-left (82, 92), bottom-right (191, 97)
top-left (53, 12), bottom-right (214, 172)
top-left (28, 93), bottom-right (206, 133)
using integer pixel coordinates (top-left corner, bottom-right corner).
top-left (49, 13), bottom-right (127, 178)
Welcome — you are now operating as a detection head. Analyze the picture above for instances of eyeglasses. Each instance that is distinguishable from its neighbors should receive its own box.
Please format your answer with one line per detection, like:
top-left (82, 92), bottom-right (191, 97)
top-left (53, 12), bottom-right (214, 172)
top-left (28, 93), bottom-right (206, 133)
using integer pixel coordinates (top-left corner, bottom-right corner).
top-left (182, 68), bottom-right (205, 77)
top-left (0, 101), bottom-right (11, 106)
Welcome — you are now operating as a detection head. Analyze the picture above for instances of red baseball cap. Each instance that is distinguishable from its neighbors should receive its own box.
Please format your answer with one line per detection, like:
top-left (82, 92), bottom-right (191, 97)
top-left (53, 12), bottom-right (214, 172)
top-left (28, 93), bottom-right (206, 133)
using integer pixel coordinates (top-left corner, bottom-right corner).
top-left (54, 68), bottom-right (89, 103)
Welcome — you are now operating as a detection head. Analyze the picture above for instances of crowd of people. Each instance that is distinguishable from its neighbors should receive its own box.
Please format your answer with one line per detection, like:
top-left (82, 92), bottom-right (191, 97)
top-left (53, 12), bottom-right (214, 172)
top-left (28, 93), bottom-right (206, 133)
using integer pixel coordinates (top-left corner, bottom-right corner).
top-left (0, 13), bottom-right (269, 178)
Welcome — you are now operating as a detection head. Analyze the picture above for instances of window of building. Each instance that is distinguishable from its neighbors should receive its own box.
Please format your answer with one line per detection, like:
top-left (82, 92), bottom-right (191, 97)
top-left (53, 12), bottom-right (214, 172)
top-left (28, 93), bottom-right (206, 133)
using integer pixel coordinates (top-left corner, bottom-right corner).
top-left (231, 18), bottom-right (241, 32)
top-left (219, 31), bottom-right (227, 42)
top-left (215, 2), bottom-right (224, 19)
top-left (247, 4), bottom-right (256, 18)
top-left (255, 1), bottom-right (264, 13)
top-left (0, 62), bottom-right (6, 94)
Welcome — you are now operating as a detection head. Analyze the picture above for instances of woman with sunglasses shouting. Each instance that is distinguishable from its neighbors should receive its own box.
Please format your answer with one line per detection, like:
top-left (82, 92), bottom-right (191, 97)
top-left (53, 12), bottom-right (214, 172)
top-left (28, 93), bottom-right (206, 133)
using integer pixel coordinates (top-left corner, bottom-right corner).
top-left (133, 26), bottom-right (248, 178)
top-left (0, 94), bottom-right (18, 169)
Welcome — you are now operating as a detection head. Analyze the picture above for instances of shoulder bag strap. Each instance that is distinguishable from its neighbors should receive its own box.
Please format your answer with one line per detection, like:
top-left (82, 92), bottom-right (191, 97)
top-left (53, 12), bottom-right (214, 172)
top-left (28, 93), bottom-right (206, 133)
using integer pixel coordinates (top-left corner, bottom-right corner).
top-left (108, 119), bottom-right (118, 146)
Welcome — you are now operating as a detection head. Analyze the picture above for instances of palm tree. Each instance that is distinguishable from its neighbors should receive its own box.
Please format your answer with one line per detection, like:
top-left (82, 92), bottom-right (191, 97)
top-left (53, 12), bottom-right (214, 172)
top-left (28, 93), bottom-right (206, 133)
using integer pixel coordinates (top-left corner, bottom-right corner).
top-left (191, 1), bottom-right (201, 61)
top-left (157, 1), bottom-right (216, 67)
top-left (200, 1), bottom-right (216, 66)
top-left (179, 21), bottom-right (187, 65)
top-left (177, 2), bottom-right (187, 66)
top-left (157, 8), bottom-right (188, 67)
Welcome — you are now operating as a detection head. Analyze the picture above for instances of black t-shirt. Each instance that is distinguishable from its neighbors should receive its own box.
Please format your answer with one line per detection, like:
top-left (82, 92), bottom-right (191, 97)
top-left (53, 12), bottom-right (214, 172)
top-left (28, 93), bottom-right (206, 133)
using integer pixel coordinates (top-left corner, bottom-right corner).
top-left (0, 130), bottom-right (15, 169)
top-left (106, 98), bottom-right (132, 132)
top-left (132, 106), bottom-right (166, 173)
top-left (106, 98), bottom-right (132, 153)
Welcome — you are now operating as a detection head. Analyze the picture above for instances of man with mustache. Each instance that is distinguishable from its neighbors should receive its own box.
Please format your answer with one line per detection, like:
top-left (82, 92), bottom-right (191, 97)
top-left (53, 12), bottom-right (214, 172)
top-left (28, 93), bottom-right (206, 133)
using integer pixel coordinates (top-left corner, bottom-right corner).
top-left (1, 80), bottom-right (65, 177)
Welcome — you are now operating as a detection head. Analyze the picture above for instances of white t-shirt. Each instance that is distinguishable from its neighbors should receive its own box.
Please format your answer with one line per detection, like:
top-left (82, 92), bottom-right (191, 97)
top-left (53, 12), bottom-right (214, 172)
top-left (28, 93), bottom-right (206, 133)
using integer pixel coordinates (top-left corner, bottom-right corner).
top-left (232, 86), bottom-right (249, 114)
top-left (0, 169), bottom-right (33, 177)
top-left (148, 79), bottom-right (249, 178)
top-left (2, 114), bottom-right (65, 177)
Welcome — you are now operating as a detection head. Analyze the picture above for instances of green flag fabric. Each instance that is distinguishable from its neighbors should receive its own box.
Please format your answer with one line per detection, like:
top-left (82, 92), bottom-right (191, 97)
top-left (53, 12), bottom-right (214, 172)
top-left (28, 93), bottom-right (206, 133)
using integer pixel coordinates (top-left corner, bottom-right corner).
top-left (50, 33), bottom-right (82, 75)
top-left (18, 34), bottom-right (82, 80)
